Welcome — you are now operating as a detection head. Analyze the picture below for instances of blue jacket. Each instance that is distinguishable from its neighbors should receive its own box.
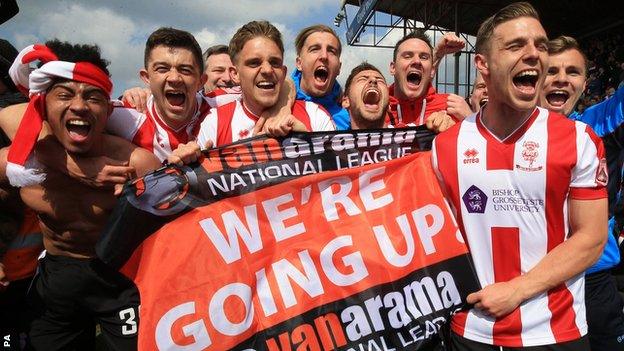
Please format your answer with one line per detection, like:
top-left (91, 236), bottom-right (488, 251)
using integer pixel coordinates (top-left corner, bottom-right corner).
top-left (572, 86), bottom-right (624, 273)
top-left (570, 85), bottom-right (624, 137)
top-left (292, 69), bottom-right (350, 130)
top-left (587, 218), bottom-right (620, 274)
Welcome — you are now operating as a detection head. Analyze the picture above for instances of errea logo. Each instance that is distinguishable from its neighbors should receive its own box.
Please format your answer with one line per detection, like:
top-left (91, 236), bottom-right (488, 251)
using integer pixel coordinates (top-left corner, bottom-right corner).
top-left (463, 148), bottom-right (479, 164)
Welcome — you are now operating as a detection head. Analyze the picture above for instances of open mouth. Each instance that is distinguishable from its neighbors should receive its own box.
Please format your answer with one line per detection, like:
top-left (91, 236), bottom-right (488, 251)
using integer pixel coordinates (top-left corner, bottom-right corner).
top-left (479, 97), bottom-right (488, 107)
top-left (256, 81), bottom-right (276, 90)
top-left (66, 119), bottom-right (92, 142)
top-left (545, 90), bottom-right (569, 107)
top-left (314, 66), bottom-right (329, 83)
top-left (512, 69), bottom-right (539, 95)
top-left (362, 87), bottom-right (381, 110)
top-left (165, 91), bottom-right (186, 107)
top-left (407, 71), bottom-right (422, 87)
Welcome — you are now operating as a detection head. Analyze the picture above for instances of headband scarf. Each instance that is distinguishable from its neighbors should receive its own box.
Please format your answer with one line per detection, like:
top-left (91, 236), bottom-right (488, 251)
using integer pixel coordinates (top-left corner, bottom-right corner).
top-left (6, 44), bottom-right (112, 187)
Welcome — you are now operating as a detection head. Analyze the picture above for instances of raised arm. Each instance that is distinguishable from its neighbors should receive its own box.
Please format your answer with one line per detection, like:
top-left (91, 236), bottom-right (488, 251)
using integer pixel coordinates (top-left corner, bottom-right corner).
top-left (432, 33), bottom-right (465, 77)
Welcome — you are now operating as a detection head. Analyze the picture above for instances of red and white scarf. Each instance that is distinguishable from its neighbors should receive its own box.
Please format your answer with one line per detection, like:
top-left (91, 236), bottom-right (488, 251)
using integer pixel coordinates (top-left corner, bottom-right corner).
top-left (6, 44), bottom-right (112, 187)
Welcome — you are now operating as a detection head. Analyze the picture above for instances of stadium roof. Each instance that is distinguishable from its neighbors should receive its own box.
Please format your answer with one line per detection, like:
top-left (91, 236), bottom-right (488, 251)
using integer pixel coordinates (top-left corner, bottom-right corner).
top-left (343, 0), bottom-right (623, 42)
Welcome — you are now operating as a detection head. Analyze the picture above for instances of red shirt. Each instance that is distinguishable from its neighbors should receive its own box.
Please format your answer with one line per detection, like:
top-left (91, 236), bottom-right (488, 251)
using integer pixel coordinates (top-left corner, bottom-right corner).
top-left (386, 84), bottom-right (456, 127)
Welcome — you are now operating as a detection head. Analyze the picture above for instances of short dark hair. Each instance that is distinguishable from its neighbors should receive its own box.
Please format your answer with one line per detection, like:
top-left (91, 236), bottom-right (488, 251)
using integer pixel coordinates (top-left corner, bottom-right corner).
top-left (344, 62), bottom-right (385, 94)
top-left (144, 27), bottom-right (203, 72)
top-left (45, 39), bottom-right (110, 76)
top-left (229, 21), bottom-right (283, 64)
top-left (393, 30), bottom-right (432, 61)
top-left (202, 44), bottom-right (229, 63)
top-left (475, 2), bottom-right (540, 55)
top-left (548, 36), bottom-right (588, 73)
top-left (295, 24), bottom-right (342, 56)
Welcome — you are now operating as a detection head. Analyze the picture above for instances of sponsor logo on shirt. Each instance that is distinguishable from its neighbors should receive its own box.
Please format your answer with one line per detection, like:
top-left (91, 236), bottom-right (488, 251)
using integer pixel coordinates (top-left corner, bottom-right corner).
top-left (462, 185), bottom-right (487, 214)
top-left (516, 140), bottom-right (542, 172)
top-left (491, 188), bottom-right (543, 213)
top-left (463, 148), bottom-right (479, 164)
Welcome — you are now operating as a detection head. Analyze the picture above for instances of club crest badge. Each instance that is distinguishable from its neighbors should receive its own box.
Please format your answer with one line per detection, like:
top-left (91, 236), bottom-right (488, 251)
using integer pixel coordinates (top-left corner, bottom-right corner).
top-left (462, 185), bottom-right (487, 214)
top-left (596, 158), bottom-right (608, 186)
top-left (516, 140), bottom-right (542, 171)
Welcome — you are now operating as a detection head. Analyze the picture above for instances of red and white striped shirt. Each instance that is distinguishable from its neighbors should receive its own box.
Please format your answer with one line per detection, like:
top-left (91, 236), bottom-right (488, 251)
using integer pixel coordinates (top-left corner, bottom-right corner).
top-left (197, 100), bottom-right (335, 147)
top-left (107, 91), bottom-right (239, 161)
top-left (432, 107), bottom-right (607, 347)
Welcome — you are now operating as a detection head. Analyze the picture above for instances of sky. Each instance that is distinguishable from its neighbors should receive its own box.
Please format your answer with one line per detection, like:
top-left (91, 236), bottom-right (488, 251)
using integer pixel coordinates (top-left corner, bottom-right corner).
top-left (0, 0), bottom-right (475, 98)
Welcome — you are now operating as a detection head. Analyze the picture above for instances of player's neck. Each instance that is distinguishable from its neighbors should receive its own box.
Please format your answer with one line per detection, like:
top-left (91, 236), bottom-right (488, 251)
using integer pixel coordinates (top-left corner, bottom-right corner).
top-left (394, 86), bottom-right (424, 102)
top-left (351, 114), bottom-right (384, 130)
top-left (300, 79), bottom-right (317, 98)
top-left (241, 99), bottom-right (266, 118)
top-left (153, 102), bottom-right (197, 131)
top-left (67, 134), bottom-right (106, 158)
top-left (481, 100), bottom-right (535, 140)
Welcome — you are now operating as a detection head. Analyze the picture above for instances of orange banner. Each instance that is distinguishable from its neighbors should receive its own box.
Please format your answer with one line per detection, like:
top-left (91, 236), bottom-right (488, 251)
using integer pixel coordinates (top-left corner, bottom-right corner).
top-left (99, 129), bottom-right (479, 350)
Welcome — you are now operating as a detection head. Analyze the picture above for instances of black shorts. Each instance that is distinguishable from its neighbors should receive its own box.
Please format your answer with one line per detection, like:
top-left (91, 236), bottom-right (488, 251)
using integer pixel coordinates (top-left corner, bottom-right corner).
top-left (27, 253), bottom-right (139, 351)
top-left (585, 270), bottom-right (624, 351)
top-left (449, 332), bottom-right (589, 351)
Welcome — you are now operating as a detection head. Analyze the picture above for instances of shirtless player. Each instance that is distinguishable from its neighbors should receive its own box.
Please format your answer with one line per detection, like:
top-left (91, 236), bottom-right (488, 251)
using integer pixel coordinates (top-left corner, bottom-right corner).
top-left (0, 40), bottom-right (160, 350)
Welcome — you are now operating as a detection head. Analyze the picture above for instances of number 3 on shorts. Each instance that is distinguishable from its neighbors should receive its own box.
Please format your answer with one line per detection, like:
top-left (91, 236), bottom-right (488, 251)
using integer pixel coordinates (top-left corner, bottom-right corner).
top-left (119, 307), bottom-right (138, 335)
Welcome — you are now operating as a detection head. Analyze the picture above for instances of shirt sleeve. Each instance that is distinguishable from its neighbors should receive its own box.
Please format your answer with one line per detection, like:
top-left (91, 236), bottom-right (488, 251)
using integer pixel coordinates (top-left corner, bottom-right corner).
top-left (106, 102), bottom-right (145, 141)
top-left (203, 89), bottom-right (242, 108)
top-left (308, 102), bottom-right (336, 132)
top-left (569, 122), bottom-right (608, 200)
top-left (196, 108), bottom-right (218, 148)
